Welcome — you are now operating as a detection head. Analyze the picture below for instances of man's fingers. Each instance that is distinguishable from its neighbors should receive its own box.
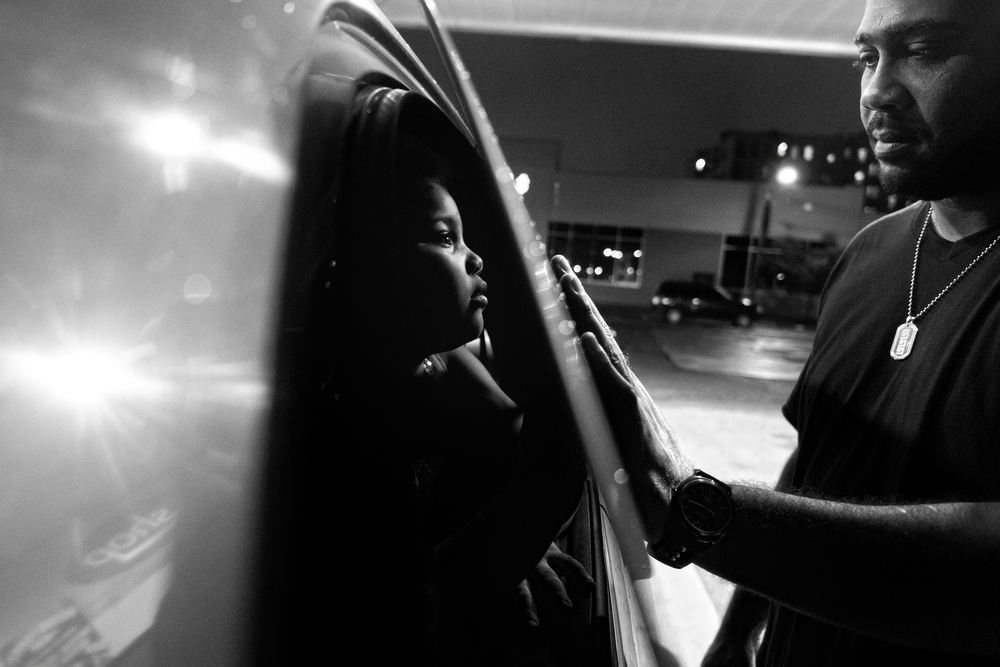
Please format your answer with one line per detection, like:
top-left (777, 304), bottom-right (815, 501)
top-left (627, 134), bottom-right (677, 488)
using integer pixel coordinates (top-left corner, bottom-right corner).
top-left (580, 333), bottom-right (634, 395)
top-left (558, 273), bottom-right (631, 376)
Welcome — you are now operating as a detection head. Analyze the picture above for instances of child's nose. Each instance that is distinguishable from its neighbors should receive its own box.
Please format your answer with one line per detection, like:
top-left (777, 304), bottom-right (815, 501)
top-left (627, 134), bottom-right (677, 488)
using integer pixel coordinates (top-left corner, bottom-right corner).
top-left (467, 248), bottom-right (483, 275)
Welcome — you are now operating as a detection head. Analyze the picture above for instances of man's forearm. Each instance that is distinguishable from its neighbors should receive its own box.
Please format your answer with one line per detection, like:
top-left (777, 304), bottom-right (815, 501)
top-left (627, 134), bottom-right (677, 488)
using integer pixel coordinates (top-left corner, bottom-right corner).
top-left (695, 487), bottom-right (1000, 654)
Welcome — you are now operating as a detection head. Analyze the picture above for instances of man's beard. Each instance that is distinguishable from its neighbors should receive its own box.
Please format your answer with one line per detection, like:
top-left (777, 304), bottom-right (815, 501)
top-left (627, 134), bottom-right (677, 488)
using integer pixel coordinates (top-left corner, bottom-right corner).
top-left (873, 115), bottom-right (1000, 201)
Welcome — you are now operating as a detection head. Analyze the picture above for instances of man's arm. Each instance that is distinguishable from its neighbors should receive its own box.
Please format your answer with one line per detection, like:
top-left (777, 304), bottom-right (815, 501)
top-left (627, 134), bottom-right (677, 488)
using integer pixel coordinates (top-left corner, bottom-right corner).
top-left (701, 451), bottom-right (798, 666)
top-left (552, 255), bottom-right (1000, 656)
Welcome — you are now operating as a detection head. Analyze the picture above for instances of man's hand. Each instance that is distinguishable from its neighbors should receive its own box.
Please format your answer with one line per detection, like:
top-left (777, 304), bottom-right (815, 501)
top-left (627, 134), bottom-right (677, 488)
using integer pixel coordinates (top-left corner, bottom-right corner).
top-left (517, 542), bottom-right (595, 627)
top-left (550, 255), bottom-right (694, 544)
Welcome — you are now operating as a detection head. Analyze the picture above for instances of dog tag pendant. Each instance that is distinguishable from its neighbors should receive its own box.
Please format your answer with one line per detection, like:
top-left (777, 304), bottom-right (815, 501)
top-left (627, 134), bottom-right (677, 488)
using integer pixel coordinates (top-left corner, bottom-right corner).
top-left (890, 321), bottom-right (918, 360)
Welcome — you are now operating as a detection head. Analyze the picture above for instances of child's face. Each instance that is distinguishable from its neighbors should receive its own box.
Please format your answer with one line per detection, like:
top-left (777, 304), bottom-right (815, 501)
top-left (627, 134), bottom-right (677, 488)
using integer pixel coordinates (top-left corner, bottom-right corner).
top-left (395, 182), bottom-right (487, 354)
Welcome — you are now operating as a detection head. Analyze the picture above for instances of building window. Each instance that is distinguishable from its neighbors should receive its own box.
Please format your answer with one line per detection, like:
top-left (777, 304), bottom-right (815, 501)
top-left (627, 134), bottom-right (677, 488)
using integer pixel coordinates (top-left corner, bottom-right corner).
top-left (546, 222), bottom-right (644, 287)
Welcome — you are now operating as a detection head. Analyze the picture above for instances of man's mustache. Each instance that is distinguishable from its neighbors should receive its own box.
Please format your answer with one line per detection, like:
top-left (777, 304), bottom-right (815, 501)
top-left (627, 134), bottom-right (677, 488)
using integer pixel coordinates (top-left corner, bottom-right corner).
top-left (866, 113), bottom-right (930, 140)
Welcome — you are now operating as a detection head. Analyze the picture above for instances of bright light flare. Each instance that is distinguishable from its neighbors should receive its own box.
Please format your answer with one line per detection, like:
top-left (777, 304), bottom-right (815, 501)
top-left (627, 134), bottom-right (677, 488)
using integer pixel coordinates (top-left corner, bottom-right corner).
top-left (514, 172), bottom-right (531, 196)
top-left (132, 110), bottom-right (290, 184)
top-left (5, 346), bottom-right (162, 408)
top-left (211, 138), bottom-right (291, 183)
top-left (776, 166), bottom-right (800, 186)
top-left (134, 112), bottom-right (207, 159)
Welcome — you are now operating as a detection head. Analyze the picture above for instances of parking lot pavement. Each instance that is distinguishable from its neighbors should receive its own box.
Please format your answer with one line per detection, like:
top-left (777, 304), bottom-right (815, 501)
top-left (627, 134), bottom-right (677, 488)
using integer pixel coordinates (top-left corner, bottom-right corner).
top-left (597, 307), bottom-right (808, 658)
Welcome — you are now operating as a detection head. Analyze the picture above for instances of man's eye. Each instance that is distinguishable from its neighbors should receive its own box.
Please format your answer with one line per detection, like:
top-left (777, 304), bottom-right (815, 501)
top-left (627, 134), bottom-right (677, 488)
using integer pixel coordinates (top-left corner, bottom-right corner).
top-left (852, 52), bottom-right (877, 72)
top-left (907, 43), bottom-right (943, 61)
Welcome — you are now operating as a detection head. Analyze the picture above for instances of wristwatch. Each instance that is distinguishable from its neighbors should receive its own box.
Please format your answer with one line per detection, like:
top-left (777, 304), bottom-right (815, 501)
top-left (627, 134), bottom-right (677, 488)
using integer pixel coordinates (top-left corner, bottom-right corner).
top-left (647, 469), bottom-right (733, 568)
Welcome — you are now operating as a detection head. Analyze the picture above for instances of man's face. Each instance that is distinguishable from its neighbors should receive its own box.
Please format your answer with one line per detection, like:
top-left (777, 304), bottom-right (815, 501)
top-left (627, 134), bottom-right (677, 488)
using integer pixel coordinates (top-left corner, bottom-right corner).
top-left (856, 0), bottom-right (1000, 200)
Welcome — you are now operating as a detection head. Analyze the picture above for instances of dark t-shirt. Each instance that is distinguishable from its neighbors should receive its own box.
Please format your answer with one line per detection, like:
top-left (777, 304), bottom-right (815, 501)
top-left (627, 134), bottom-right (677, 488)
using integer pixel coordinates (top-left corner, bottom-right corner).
top-left (760, 202), bottom-right (1000, 665)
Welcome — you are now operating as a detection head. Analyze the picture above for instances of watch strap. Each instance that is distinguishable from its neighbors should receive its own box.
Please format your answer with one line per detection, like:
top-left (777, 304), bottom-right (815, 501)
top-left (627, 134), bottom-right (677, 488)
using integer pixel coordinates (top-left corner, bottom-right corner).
top-left (647, 470), bottom-right (732, 568)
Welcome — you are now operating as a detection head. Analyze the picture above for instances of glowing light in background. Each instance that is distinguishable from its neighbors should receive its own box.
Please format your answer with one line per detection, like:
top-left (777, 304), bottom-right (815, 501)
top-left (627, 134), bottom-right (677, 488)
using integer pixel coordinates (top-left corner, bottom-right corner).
top-left (776, 165), bottom-right (800, 186)
top-left (695, 158), bottom-right (706, 172)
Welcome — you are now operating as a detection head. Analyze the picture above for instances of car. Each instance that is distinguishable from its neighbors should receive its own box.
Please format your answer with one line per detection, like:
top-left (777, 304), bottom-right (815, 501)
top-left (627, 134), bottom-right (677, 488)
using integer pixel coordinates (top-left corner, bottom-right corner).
top-left (652, 281), bottom-right (760, 326)
top-left (0, 0), bottom-right (658, 663)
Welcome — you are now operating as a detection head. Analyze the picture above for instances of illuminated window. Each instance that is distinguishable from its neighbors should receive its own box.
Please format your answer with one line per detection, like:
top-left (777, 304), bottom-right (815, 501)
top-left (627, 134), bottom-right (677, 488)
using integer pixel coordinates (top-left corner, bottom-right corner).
top-left (546, 222), bottom-right (644, 287)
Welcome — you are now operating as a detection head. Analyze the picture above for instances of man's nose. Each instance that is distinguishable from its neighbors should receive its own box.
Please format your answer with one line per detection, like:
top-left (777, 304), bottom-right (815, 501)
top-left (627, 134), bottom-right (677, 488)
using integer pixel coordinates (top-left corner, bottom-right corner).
top-left (860, 60), bottom-right (912, 112)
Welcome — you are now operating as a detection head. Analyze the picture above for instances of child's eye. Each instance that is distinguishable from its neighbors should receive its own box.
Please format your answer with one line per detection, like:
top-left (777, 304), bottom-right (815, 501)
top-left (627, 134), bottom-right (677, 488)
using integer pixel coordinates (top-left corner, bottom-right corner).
top-left (435, 231), bottom-right (454, 246)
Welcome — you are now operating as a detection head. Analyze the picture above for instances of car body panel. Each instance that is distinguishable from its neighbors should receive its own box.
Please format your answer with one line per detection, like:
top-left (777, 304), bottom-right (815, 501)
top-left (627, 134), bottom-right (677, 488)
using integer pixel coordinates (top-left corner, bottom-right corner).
top-left (0, 1), bottom-right (660, 663)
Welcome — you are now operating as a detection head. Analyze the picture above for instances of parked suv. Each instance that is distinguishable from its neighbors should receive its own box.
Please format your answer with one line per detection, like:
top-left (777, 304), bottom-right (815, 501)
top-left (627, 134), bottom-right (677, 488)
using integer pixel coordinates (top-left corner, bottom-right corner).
top-left (651, 281), bottom-right (759, 326)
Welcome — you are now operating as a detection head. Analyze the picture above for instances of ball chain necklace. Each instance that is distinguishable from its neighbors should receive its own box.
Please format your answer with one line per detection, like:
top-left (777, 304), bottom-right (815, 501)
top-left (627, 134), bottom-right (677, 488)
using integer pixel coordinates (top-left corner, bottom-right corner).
top-left (890, 206), bottom-right (1000, 360)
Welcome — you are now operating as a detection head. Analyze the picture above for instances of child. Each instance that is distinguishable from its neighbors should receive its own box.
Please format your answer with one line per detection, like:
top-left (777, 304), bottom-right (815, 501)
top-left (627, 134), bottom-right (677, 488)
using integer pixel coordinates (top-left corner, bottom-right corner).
top-left (323, 120), bottom-right (590, 664)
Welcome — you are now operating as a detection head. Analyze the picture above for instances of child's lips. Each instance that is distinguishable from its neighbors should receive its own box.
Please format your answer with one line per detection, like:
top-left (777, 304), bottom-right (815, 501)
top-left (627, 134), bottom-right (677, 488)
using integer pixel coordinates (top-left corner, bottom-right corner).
top-left (472, 281), bottom-right (488, 307)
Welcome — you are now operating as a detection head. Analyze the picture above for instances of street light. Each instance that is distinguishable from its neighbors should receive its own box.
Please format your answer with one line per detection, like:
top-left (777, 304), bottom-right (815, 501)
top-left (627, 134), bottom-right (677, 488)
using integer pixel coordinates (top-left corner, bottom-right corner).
top-left (744, 164), bottom-right (800, 300)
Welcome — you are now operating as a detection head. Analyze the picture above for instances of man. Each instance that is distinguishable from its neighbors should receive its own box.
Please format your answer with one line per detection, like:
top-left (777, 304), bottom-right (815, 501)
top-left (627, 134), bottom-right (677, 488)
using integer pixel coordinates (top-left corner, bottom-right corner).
top-left (555, 0), bottom-right (1000, 663)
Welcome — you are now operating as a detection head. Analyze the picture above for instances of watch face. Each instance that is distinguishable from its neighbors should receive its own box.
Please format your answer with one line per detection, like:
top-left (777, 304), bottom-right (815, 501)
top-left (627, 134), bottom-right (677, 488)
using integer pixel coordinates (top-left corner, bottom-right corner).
top-left (679, 481), bottom-right (733, 536)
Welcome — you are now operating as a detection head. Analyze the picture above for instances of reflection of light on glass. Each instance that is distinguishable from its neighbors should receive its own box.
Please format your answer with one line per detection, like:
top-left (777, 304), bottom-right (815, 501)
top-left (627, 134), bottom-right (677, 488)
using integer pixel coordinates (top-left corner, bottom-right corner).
top-left (557, 320), bottom-right (575, 336)
top-left (283, 2), bottom-right (295, 12)
top-left (586, 267), bottom-right (594, 275)
top-left (6, 347), bottom-right (162, 408)
top-left (168, 56), bottom-right (197, 99)
top-left (211, 139), bottom-right (291, 183)
top-left (594, 267), bottom-right (603, 276)
top-left (634, 250), bottom-right (642, 258)
top-left (854, 170), bottom-right (865, 183)
top-left (133, 110), bottom-right (290, 185)
top-left (695, 158), bottom-right (706, 172)
top-left (135, 112), bottom-right (207, 159)
top-left (183, 274), bottom-right (211, 304)
top-left (626, 267), bottom-right (635, 275)
top-left (776, 166), bottom-right (799, 185)
top-left (612, 250), bottom-right (623, 260)
top-left (603, 248), bottom-right (613, 257)
top-left (163, 161), bottom-right (188, 193)
top-left (146, 250), bottom-right (175, 273)
top-left (514, 172), bottom-right (531, 195)
top-left (573, 265), bottom-right (582, 273)
top-left (826, 153), bottom-right (836, 164)
top-left (777, 142), bottom-right (788, 157)
top-left (803, 145), bottom-right (814, 161)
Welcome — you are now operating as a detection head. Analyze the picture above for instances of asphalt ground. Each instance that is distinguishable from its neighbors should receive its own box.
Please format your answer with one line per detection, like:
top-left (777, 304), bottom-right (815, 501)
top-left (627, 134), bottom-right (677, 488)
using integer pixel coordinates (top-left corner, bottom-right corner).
top-left (597, 306), bottom-right (812, 664)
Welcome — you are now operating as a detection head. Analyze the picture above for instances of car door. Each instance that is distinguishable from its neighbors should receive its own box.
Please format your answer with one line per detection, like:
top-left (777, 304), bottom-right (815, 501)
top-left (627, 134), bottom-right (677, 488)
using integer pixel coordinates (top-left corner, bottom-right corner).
top-left (0, 1), bottom-right (661, 664)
